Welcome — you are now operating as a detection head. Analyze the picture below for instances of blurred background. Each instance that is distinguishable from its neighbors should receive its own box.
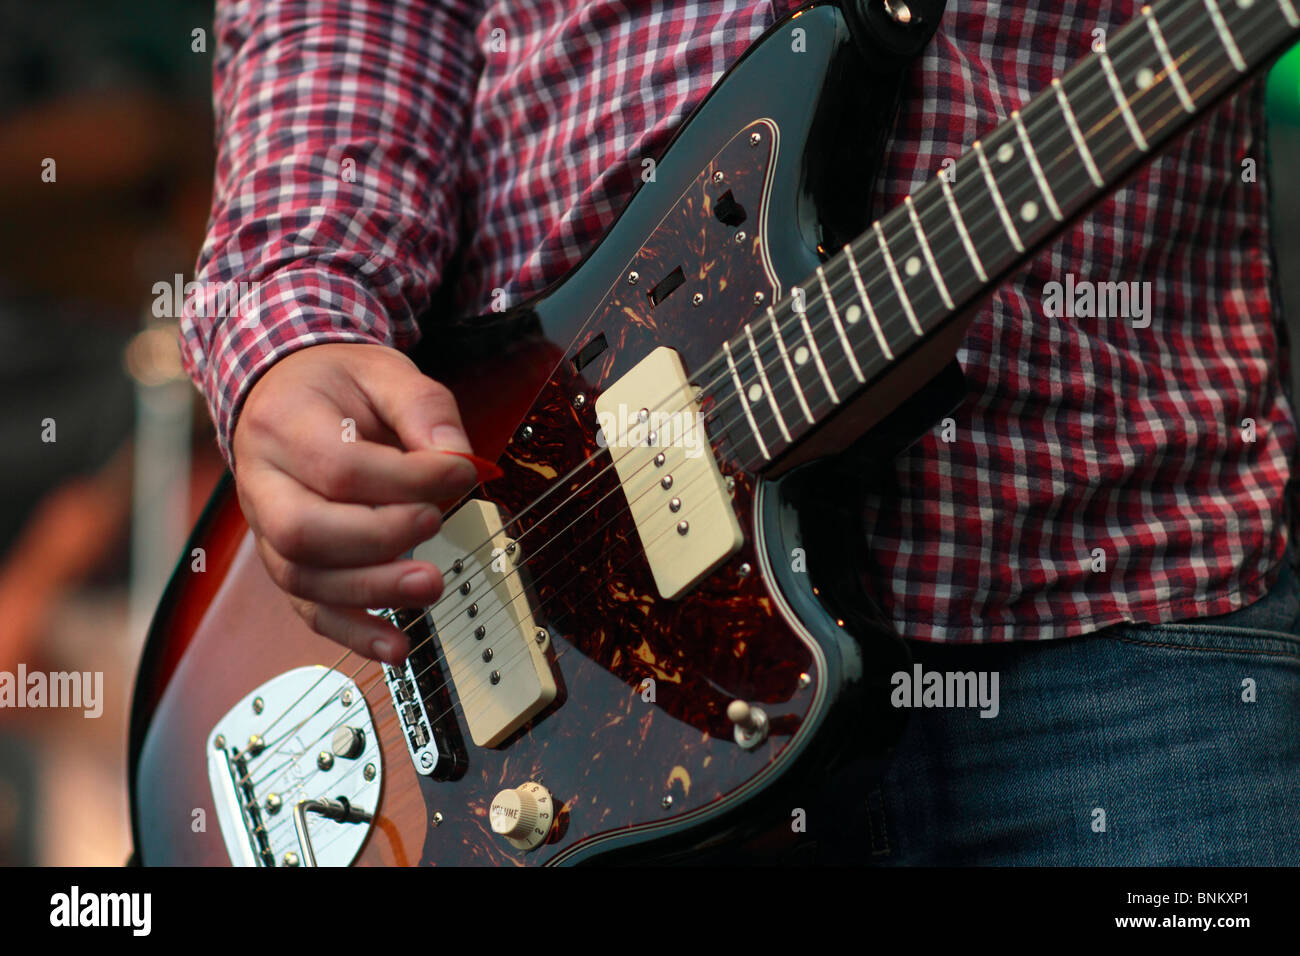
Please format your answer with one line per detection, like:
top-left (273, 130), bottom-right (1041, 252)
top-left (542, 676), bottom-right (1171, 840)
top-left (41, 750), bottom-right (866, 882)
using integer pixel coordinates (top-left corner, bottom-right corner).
top-left (0, 2), bottom-right (1297, 867)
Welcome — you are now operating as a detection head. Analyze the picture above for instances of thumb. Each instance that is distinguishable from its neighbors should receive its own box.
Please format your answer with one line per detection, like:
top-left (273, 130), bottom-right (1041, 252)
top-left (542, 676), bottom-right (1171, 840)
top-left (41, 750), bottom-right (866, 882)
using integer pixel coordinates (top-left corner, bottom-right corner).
top-left (362, 357), bottom-right (473, 455)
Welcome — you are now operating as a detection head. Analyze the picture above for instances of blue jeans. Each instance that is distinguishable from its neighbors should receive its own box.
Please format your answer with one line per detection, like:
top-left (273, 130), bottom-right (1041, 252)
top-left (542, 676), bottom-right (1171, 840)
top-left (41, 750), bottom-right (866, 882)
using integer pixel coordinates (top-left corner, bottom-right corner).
top-left (854, 556), bottom-right (1300, 865)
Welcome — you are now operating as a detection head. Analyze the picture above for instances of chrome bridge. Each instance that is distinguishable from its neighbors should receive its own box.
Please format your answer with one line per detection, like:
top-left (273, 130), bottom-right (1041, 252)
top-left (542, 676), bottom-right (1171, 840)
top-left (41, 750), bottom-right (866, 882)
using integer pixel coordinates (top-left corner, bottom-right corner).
top-left (206, 667), bottom-right (382, 867)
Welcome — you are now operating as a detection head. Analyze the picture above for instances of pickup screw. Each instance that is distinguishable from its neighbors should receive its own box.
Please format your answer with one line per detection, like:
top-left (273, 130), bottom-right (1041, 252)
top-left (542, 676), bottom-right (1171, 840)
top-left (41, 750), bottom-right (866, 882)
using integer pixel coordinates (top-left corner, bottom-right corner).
top-left (468, 603), bottom-right (479, 618)
top-left (318, 751), bottom-right (335, 771)
top-left (252, 696), bottom-right (264, 714)
top-left (726, 476), bottom-right (736, 494)
top-left (364, 763), bottom-right (377, 781)
top-left (506, 542), bottom-right (517, 555)
top-left (753, 292), bottom-right (766, 306)
top-left (341, 689), bottom-right (353, 706)
top-left (432, 811), bottom-right (444, 826)
top-left (692, 293), bottom-right (704, 306)
top-left (419, 753), bottom-right (435, 773)
top-left (247, 734), bottom-right (265, 755)
top-left (738, 563), bottom-right (751, 577)
top-left (669, 497), bottom-right (682, 513)
top-left (638, 408), bottom-right (649, 423)
top-left (482, 647), bottom-right (494, 662)
top-left (452, 558), bottom-right (464, 574)
top-left (475, 625), bottom-right (486, 639)
top-left (490, 670), bottom-right (501, 685)
top-left (535, 627), bottom-right (547, 645)
top-left (459, 581), bottom-right (472, 595)
top-left (713, 171), bottom-right (725, 184)
top-left (660, 475), bottom-right (673, 490)
top-left (662, 795), bottom-right (674, 809)
top-left (749, 132), bottom-right (762, 146)
top-left (677, 520), bottom-right (690, 535)
top-left (214, 734), bottom-right (226, 750)
top-left (283, 852), bottom-right (300, 867)
top-left (265, 793), bottom-right (282, 814)
top-left (735, 231), bottom-right (747, 243)
top-left (628, 271), bottom-right (639, 285)
top-left (654, 453), bottom-right (666, 467)
top-left (573, 393), bottom-right (586, 409)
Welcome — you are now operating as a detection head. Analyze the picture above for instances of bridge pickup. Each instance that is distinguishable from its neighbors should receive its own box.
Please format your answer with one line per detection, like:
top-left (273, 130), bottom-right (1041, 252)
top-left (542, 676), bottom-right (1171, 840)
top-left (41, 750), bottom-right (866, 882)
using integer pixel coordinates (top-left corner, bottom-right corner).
top-left (595, 347), bottom-right (743, 599)
top-left (414, 500), bottom-right (556, 748)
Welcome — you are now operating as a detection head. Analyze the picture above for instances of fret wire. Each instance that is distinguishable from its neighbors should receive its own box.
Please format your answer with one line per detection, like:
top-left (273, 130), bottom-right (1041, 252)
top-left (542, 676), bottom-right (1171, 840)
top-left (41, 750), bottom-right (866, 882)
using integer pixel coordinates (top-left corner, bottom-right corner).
top-left (814, 264), bottom-right (866, 383)
top-left (766, 307), bottom-right (814, 424)
top-left (1051, 78), bottom-right (1105, 187)
top-left (1010, 110), bottom-right (1064, 221)
top-left (904, 195), bottom-right (955, 309)
top-left (939, 176), bottom-right (989, 282)
top-left (1280, 0), bottom-right (1300, 28)
top-left (1144, 6), bottom-right (1197, 112)
top-left (843, 244), bottom-right (894, 360)
top-left (1202, 0), bottom-right (1247, 70)
top-left (1098, 49), bottom-right (1150, 151)
top-left (972, 140), bottom-right (1025, 252)
top-left (792, 291), bottom-right (841, 403)
top-left (743, 324), bottom-right (791, 443)
top-left (720, 339), bottom-right (770, 461)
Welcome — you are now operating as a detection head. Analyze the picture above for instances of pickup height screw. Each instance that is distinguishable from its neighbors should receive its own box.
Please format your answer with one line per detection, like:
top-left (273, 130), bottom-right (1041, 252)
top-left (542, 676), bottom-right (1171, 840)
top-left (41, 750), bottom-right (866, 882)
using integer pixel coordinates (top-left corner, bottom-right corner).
top-left (627, 271), bottom-right (639, 285)
top-left (452, 558), bottom-right (463, 574)
top-left (713, 171), bottom-right (725, 184)
top-left (735, 231), bottom-right (746, 243)
top-left (419, 753), bottom-right (435, 773)
top-left (753, 292), bottom-right (766, 306)
top-left (520, 424), bottom-right (534, 442)
top-left (432, 811), bottom-right (444, 826)
top-left (506, 542), bottom-right (517, 555)
top-left (490, 670), bottom-right (501, 685)
top-left (654, 452), bottom-right (666, 467)
top-left (475, 625), bottom-right (486, 640)
top-left (214, 735), bottom-right (226, 750)
top-left (749, 132), bottom-right (762, 146)
top-left (660, 475), bottom-right (673, 490)
top-left (573, 393), bottom-right (586, 409)
top-left (692, 293), bottom-right (703, 306)
top-left (662, 795), bottom-right (674, 809)
top-left (341, 689), bottom-right (353, 706)
top-left (669, 497), bottom-right (681, 512)
top-left (677, 520), bottom-right (690, 536)
top-left (364, 763), bottom-right (377, 781)
top-left (459, 581), bottom-right (472, 595)
top-left (535, 627), bottom-right (548, 645)
top-left (318, 751), bottom-right (335, 771)
top-left (468, 603), bottom-right (479, 618)
top-left (252, 696), bottom-right (264, 714)
top-left (726, 476), bottom-right (736, 494)
top-left (283, 852), bottom-right (300, 867)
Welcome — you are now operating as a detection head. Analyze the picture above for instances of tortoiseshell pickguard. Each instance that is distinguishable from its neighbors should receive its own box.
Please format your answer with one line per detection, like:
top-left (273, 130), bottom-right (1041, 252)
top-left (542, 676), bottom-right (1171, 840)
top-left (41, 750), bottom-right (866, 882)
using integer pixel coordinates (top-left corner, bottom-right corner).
top-left (416, 120), bottom-right (826, 865)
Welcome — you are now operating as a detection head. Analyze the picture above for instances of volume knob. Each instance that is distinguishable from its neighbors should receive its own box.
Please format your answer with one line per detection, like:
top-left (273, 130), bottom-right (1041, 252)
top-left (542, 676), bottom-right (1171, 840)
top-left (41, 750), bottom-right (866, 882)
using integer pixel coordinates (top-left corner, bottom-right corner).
top-left (489, 781), bottom-right (555, 851)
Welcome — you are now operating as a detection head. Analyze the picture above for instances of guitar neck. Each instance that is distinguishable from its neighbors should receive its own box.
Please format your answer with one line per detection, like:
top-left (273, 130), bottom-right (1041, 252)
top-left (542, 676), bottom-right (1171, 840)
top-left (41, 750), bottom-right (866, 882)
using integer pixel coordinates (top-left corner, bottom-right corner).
top-left (702, 0), bottom-right (1300, 471)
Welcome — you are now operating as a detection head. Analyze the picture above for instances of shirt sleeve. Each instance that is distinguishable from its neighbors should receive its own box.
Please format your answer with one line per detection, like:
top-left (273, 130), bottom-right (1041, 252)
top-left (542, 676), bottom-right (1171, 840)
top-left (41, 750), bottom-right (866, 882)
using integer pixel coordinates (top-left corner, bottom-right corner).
top-left (181, 0), bottom-right (486, 465)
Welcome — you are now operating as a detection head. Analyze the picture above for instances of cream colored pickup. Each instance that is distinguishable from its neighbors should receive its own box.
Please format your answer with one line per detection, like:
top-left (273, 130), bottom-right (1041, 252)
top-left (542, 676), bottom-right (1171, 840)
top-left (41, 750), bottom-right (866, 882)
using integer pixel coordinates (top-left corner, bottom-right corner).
top-left (595, 347), bottom-right (744, 600)
top-left (414, 500), bottom-right (555, 748)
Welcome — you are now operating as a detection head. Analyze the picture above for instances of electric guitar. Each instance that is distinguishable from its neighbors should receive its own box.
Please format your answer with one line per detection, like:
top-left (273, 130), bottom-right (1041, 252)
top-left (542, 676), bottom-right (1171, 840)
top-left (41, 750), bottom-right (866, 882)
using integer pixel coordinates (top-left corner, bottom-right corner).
top-left (129, 0), bottom-right (1300, 865)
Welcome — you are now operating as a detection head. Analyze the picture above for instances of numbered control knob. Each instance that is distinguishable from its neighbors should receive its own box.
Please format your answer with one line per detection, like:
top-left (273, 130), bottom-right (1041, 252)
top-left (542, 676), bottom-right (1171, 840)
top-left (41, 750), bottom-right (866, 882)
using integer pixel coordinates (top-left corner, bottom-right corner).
top-left (489, 781), bottom-right (555, 851)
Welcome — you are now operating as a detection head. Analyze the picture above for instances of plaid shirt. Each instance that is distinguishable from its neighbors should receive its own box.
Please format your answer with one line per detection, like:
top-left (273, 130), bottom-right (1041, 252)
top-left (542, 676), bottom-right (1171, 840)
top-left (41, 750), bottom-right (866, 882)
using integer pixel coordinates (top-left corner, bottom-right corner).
top-left (183, 0), bottom-right (1293, 642)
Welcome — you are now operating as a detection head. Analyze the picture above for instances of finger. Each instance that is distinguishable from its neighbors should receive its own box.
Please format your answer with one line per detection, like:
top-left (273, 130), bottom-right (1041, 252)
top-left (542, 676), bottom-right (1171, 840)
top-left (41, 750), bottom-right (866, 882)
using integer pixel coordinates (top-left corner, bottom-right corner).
top-left (286, 596), bottom-right (411, 663)
top-left (258, 536), bottom-right (445, 609)
top-left (240, 464), bottom-right (447, 567)
top-left (359, 359), bottom-right (473, 455)
top-left (264, 405), bottom-right (478, 505)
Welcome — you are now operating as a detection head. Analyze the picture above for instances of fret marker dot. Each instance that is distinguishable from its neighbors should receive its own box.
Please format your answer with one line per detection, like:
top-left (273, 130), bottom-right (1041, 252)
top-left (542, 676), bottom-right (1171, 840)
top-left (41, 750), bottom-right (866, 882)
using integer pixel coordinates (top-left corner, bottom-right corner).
top-left (1136, 67), bottom-right (1155, 90)
top-left (905, 256), bottom-right (922, 277)
top-left (1020, 200), bottom-right (1039, 222)
top-left (747, 383), bottom-right (763, 403)
top-left (1237, 0), bottom-right (1253, 7)
top-left (845, 304), bottom-right (862, 325)
top-left (794, 345), bottom-right (810, 366)
top-left (996, 142), bottom-right (1015, 163)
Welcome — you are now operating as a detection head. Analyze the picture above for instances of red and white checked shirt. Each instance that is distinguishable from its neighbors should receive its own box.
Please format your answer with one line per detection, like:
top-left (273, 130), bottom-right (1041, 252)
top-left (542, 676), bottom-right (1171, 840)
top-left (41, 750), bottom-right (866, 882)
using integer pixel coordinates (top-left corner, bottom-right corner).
top-left (182, 0), bottom-right (1294, 642)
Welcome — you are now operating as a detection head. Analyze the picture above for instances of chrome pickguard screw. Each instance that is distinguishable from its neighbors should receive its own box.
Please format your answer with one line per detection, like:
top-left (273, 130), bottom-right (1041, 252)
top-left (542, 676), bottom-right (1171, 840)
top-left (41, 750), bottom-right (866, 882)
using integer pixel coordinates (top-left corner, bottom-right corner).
top-left (432, 811), bottom-right (444, 826)
top-left (749, 132), bottom-right (762, 146)
top-left (341, 689), bottom-right (353, 706)
top-left (535, 627), bottom-right (548, 645)
top-left (628, 271), bottom-right (639, 285)
top-left (753, 291), bottom-right (766, 306)
top-left (214, 734), bottom-right (226, 750)
top-left (713, 171), bottom-right (725, 184)
top-left (798, 672), bottom-right (812, 689)
top-left (419, 752), bottom-right (435, 773)
top-left (884, 0), bottom-right (915, 25)
top-left (265, 793), bottom-right (282, 814)
top-left (252, 696), bottom-right (264, 714)
top-left (246, 734), bottom-right (265, 755)
top-left (520, 424), bottom-right (534, 441)
top-left (738, 563), bottom-right (751, 578)
top-left (573, 393), bottom-right (586, 409)
top-left (735, 231), bottom-right (747, 243)
top-left (726, 476), bottom-right (736, 494)
top-left (692, 292), bottom-right (704, 306)
top-left (662, 795), bottom-right (674, 809)
top-left (364, 763), bottom-right (377, 781)
top-left (318, 751), bottom-right (335, 771)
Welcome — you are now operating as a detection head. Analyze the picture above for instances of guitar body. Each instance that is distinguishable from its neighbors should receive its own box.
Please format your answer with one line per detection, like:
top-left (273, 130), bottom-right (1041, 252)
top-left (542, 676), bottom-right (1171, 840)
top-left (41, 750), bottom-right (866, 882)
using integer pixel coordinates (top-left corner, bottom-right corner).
top-left (130, 3), bottom-right (933, 866)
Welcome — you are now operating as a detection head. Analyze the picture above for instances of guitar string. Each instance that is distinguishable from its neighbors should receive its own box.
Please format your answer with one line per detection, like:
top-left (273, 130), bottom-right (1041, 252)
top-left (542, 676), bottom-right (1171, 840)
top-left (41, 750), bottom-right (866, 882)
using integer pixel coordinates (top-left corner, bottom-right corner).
top-left (239, 9), bottom-right (1272, 781)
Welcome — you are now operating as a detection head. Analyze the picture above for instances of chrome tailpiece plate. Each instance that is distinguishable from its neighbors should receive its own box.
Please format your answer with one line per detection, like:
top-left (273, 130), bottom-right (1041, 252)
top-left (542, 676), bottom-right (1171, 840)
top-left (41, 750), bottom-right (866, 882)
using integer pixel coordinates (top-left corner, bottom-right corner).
top-left (206, 666), bottom-right (382, 867)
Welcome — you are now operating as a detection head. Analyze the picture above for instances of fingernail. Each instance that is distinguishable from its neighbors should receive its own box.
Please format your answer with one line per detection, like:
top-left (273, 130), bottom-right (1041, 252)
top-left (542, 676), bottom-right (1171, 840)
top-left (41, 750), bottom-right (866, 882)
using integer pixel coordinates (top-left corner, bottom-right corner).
top-left (440, 450), bottom-right (505, 484)
top-left (399, 569), bottom-right (436, 600)
top-left (370, 638), bottom-right (395, 660)
top-left (431, 425), bottom-right (472, 454)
